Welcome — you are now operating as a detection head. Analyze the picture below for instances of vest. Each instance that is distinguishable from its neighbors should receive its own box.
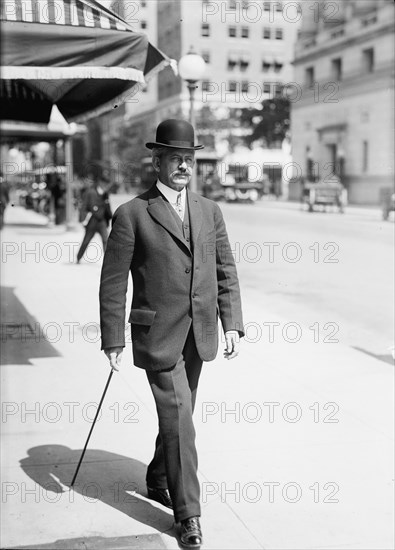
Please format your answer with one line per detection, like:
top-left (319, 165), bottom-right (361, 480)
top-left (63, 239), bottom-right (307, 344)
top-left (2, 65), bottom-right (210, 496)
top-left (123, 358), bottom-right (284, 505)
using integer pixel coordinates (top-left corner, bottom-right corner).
top-left (163, 196), bottom-right (192, 253)
top-left (163, 197), bottom-right (193, 309)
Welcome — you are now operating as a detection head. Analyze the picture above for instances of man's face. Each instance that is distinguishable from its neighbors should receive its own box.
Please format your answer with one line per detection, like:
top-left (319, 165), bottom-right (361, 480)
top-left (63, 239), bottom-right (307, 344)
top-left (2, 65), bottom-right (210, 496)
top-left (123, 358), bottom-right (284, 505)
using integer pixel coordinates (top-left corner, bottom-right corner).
top-left (154, 148), bottom-right (195, 192)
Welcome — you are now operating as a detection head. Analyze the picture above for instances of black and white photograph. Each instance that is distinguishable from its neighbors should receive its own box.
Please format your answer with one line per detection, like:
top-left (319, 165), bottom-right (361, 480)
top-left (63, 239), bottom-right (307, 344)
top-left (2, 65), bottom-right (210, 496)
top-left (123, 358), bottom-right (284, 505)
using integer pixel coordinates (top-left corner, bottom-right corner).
top-left (0, 1), bottom-right (394, 549)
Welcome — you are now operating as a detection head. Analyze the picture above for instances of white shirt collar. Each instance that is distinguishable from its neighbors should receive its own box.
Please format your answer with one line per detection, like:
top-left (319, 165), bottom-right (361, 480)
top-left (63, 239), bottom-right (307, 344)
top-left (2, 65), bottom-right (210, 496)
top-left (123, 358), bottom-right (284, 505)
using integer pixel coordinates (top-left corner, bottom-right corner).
top-left (156, 180), bottom-right (186, 206)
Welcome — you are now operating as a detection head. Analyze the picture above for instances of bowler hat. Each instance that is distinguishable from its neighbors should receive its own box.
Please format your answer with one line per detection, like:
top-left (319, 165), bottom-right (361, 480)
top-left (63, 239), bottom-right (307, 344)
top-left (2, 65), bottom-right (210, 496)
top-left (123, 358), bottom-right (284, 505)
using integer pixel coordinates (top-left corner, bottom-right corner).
top-left (146, 119), bottom-right (204, 150)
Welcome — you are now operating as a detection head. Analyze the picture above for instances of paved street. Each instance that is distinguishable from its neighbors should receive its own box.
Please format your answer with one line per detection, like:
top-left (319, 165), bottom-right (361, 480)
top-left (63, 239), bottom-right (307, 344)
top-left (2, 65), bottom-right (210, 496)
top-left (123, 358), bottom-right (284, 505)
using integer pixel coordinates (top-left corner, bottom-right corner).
top-left (1, 198), bottom-right (394, 550)
top-left (225, 199), bottom-right (394, 361)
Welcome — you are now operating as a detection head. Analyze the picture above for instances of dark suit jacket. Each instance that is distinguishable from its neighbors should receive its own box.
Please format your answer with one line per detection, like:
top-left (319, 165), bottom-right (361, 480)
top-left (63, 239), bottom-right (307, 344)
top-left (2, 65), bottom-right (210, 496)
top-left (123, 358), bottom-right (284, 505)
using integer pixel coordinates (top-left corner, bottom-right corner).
top-left (99, 184), bottom-right (243, 371)
top-left (80, 186), bottom-right (112, 226)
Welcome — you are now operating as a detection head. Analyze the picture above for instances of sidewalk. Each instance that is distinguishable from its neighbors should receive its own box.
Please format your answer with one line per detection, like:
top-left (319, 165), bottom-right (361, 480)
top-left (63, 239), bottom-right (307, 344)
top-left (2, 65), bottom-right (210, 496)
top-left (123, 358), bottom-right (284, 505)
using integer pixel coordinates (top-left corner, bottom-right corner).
top-left (1, 206), bottom-right (394, 550)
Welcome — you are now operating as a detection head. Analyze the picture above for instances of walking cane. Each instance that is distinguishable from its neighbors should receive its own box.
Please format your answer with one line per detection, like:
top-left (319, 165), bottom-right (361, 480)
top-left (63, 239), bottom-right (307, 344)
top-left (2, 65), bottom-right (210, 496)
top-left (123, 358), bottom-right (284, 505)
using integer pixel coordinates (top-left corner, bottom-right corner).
top-left (70, 369), bottom-right (114, 487)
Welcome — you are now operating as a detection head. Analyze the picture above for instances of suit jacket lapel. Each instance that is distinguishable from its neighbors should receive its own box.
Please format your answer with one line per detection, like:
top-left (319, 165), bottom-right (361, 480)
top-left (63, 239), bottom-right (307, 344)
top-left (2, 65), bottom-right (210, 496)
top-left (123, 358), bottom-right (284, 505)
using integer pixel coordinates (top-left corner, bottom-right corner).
top-left (187, 190), bottom-right (202, 251)
top-left (147, 184), bottom-right (191, 255)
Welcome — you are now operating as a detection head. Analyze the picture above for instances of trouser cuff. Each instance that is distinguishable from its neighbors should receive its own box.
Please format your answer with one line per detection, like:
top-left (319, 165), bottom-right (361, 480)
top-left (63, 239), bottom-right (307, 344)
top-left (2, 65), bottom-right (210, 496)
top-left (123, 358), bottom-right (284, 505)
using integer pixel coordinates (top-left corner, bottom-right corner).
top-left (175, 505), bottom-right (201, 524)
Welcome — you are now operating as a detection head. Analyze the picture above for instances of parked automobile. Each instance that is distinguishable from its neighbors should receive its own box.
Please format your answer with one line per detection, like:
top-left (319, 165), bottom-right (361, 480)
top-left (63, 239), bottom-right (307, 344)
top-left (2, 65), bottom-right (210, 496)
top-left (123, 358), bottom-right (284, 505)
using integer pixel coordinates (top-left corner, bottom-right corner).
top-left (380, 188), bottom-right (395, 221)
top-left (302, 177), bottom-right (347, 213)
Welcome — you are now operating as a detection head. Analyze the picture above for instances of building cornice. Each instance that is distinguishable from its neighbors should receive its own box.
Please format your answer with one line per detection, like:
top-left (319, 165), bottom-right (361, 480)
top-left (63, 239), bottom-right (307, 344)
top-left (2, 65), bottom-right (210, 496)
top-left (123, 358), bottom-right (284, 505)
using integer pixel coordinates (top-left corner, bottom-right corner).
top-left (294, 22), bottom-right (395, 65)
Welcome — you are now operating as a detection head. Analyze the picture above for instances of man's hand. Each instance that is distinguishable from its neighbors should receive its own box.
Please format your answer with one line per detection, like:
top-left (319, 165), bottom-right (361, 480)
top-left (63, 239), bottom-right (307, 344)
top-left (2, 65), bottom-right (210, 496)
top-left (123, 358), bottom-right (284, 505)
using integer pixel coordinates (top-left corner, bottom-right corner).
top-left (224, 330), bottom-right (240, 360)
top-left (81, 212), bottom-right (92, 227)
top-left (104, 347), bottom-right (123, 371)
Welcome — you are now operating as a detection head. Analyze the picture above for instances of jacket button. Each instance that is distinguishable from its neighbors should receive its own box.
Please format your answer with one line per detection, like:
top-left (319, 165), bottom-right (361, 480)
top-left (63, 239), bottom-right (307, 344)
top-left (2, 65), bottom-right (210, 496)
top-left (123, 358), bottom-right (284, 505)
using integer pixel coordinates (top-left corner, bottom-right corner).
top-left (185, 267), bottom-right (191, 273)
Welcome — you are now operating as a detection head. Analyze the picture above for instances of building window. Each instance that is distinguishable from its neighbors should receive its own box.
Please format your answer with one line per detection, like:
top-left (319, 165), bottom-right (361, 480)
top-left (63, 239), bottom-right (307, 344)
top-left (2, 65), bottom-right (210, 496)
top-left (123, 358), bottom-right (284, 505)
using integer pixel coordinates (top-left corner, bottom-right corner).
top-left (305, 66), bottom-right (314, 88)
top-left (362, 48), bottom-right (374, 73)
top-left (240, 55), bottom-right (250, 71)
top-left (274, 83), bottom-right (283, 97)
top-left (274, 61), bottom-right (283, 73)
top-left (361, 14), bottom-right (377, 27)
top-left (228, 0), bottom-right (237, 8)
top-left (228, 26), bottom-right (237, 37)
top-left (202, 80), bottom-right (211, 92)
top-left (201, 24), bottom-right (210, 37)
top-left (202, 51), bottom-right (211, 64)
top-left (227, 56), bottom-right (238, 71)
top-left (263, 27), bottom-right (271, 39)
top-left (141, 20), bottom-right (147, 29)
top-left (241, 81), bottom-right (249, 93)
top-left (362, 140), bottom-right (368, 172)
top-left (241, 26), bottom-right (249, 38)
top-left (275, 28), bottom-right (283, 40)
top-left (306, 147), bottom-right (315, 180)
top-left (331, 57), bottom-right (342, 80)
top-left (331, 28), bottom-right (344, 39)
top-left (263, 82), bottom-right (272, 94)
top-left (275, 2), bottom-right (282, 11)
top-left (228, 81), bottom-right (238, 92)
top-left (262, 60), bottom-right (271, 72)
top-left (263, 2), bottom-right (271, 11)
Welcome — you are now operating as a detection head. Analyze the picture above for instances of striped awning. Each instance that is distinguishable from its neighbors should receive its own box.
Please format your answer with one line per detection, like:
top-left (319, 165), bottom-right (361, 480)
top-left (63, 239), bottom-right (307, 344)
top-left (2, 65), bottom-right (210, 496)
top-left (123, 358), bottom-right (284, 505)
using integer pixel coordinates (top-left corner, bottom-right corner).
top-left (0, 0), bottom-right (131, 30)
top-left (0, 0), bottom-right (170, 122)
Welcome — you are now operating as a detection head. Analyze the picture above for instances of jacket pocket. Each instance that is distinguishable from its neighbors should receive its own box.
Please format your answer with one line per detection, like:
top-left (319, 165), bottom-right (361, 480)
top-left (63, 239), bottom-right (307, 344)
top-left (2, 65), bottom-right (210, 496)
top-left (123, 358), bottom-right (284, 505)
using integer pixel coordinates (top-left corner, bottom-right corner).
top-left (128, 309), bottom-right (156, 326)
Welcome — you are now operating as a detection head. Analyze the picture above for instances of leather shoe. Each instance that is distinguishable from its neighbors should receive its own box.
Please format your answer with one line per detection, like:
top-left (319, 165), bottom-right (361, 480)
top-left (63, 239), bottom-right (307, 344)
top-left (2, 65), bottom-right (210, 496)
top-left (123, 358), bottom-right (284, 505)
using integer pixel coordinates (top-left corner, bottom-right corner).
top-left (147, 486), bottom-right (173, 509)
top-left (180, 516), bottom-right (203, 548)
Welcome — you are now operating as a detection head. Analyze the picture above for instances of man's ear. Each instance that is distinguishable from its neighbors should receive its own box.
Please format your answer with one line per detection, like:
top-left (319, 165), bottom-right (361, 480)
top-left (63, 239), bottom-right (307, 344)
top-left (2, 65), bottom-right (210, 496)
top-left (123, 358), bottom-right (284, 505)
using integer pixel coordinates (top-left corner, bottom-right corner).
top-left (152, 157), bottom-right (160, 172)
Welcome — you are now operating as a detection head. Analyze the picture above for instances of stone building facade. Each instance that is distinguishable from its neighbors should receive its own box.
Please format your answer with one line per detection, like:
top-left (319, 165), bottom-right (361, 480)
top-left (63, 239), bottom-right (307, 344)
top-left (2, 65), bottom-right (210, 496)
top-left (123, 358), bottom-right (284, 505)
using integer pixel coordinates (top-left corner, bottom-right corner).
top-left (103, 0), bottom-right (300, 191)
top-left (291, 0), bottom-right (394, 204)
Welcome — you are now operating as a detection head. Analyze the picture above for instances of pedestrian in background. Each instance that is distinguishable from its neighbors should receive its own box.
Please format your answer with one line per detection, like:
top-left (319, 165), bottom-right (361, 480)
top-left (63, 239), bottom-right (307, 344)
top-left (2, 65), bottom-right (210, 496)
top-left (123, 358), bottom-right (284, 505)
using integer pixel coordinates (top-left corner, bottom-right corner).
top-left (99, 119), bottom-right (244, 547)
top-left (76, 166), bottom-right (112, 264)
top-left (52, 175), bottom-right (66, 225)
top-left (0, 173), bottom-right (10, 230)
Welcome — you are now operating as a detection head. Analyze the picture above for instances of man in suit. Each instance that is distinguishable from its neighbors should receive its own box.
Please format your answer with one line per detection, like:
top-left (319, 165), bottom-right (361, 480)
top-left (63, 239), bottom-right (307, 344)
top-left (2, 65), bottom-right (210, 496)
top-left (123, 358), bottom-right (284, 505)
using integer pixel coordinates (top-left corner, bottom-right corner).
top-left (99, 119), bottom-right (243, 547)
top-left (76, 168), bottom-right (112, 264)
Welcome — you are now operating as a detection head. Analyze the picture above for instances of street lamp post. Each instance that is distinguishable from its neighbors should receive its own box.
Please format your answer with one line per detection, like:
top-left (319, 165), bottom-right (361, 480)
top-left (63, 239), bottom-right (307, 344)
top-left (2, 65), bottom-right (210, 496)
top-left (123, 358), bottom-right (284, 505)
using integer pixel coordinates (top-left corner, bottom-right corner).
top-left (185, 80), bottom-right (197, 129)
top-left (178, 47), bottom-right (206, 193)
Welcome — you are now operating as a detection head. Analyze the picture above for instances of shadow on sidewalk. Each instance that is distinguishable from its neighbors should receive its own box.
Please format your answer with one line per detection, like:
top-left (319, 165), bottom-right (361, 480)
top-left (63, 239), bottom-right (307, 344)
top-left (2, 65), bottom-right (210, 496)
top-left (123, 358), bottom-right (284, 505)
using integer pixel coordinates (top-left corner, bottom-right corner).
top-left (353, 346), bottom-right (395, 366)
top-left (4, 222), bottom-right (49, 229)
top-left (20, 445), bottom-right (175, 538)
top-left (8, 533), bottom-right (167, 549)
top-left (0, 287), bottom-right (61, 366)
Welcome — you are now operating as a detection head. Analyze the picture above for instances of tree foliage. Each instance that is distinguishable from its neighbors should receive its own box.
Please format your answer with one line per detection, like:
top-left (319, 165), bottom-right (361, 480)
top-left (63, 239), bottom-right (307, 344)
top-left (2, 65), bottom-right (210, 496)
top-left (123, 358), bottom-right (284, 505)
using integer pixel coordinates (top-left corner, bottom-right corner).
top-left (240, 97), bottom-right (290, 148)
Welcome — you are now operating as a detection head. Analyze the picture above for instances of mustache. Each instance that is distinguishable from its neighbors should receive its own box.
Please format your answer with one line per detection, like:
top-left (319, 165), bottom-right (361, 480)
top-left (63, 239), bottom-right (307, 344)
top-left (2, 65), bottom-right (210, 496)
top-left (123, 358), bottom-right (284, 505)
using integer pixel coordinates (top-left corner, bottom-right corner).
top-left (171, 169), bottom-right (192, 177)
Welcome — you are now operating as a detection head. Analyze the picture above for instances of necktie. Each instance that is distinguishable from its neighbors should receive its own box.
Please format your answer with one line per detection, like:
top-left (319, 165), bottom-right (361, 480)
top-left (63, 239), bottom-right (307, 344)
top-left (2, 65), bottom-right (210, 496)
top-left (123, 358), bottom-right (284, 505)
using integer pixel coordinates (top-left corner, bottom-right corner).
top-left (175, 193), bottom-right (183, 221)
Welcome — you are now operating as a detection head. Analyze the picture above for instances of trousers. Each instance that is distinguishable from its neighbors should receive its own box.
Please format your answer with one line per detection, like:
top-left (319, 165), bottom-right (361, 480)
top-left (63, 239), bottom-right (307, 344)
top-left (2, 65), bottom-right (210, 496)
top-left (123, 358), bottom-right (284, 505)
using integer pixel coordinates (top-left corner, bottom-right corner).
top-left (145, 327), bottom-right (203, 523)
top-left (77, 219), bottom-right (108, 262)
